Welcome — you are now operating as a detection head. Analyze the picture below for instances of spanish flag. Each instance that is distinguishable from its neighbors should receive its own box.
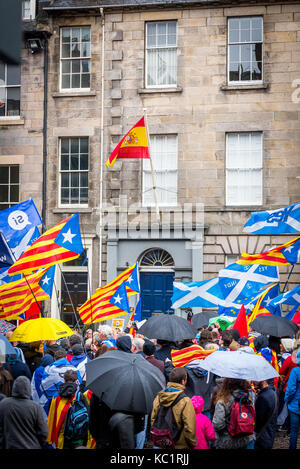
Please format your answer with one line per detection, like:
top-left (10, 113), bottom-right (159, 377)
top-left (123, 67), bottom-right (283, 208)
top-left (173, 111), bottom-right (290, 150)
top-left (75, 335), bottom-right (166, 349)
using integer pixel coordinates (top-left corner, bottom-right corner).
top-left (106, 117), bottom-right (150, 167)
top-left (236, 236), bottom-right (300, 267)
top-left (171, 345), bottom-right (215, 368)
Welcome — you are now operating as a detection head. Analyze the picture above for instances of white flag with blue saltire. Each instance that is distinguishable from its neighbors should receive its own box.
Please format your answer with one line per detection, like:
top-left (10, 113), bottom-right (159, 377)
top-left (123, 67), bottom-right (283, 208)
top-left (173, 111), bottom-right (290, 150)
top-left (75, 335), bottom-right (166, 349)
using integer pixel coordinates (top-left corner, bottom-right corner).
top-left (268, 285), bottom-right (300, 313)
top-left (243, 202), bottom-right (300, 234)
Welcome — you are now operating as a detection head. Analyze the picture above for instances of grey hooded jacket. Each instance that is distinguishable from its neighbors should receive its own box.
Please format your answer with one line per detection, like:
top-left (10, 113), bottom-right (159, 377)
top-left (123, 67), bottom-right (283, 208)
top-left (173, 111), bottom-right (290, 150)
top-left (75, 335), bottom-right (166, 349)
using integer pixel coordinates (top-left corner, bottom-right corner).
top-left (0, 375), bottom-right (48, 449)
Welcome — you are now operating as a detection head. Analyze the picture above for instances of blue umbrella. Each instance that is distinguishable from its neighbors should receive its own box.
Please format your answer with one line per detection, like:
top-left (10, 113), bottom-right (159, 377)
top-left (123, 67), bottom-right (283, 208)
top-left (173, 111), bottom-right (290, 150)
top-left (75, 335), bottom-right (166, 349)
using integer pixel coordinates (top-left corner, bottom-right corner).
top-left (0, 332), bottom-right (15, 356)
top-left (199, 350), bottom-right (279, 381)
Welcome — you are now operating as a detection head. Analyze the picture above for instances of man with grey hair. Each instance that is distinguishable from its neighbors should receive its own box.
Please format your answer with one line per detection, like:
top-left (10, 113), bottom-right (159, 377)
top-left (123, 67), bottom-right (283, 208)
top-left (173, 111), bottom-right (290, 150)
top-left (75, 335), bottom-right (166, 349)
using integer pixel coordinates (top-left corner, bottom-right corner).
top-left (97, 325), bottom-right (117, 349)
top-left (132, 338), bottom-right (145, 357)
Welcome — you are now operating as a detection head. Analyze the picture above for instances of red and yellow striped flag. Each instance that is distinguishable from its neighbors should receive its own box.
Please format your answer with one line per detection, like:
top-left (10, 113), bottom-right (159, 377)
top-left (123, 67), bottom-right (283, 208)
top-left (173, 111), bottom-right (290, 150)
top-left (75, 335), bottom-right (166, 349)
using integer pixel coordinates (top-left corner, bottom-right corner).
top-left (247, 284), bottom-right (274, 326)
top-left (78, 264), bottom-right (138, 325)
top-left (128, 309), bottom-right (136, 338)
top-left (106, 117), bottom-right (150, 168)
top-left (171, 345), bottom-right (215, 368)
top-left (236, 236), bottom-right (300, 266)
top-left (8, 214), bottom-right (83, 276)
top-left (0, 268), bottom-right (51, 321)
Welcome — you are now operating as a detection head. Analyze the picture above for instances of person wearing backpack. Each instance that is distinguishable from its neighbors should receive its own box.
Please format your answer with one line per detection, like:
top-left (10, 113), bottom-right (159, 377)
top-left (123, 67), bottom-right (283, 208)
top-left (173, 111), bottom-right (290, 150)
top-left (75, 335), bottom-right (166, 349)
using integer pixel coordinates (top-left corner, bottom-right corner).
top-left (150, 367), bottom-right (196, 449)
top-left (212, 378), bottom-right (256, 450)
top-left (47, 369), bottom-right (89, 449)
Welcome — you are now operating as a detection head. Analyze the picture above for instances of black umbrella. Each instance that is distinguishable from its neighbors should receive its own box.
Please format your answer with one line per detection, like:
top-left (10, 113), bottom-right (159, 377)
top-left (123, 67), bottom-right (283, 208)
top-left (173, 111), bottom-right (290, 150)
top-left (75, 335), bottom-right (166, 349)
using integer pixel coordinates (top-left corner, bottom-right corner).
top-left (137, 315), bottom-right (197, 342)
top-left (85, 350), bottom-right (166, 414)
top-left (192, 312), bottom-right (218, 329)
top-left (250, 315), bottom-right (299, 338)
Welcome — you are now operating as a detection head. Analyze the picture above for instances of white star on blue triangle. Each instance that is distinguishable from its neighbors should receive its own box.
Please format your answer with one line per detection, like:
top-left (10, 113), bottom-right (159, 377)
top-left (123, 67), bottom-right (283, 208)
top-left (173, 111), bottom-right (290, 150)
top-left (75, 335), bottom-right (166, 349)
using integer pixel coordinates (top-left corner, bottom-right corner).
top-left (109, 281), bottom-right (130, 314)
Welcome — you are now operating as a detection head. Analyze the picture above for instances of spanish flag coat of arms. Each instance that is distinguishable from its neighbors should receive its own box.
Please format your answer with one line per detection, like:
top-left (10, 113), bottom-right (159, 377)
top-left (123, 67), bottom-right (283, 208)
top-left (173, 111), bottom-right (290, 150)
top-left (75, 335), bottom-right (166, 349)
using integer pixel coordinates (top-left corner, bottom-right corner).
top-left (106, 117), bottom-right (150, 167)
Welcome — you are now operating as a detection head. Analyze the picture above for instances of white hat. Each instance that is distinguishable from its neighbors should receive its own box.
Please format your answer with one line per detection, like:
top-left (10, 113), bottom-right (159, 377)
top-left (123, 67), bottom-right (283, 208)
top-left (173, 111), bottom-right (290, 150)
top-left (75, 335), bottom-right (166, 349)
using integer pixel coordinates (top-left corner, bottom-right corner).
top-left (281, 338), bottom-right (294, 352)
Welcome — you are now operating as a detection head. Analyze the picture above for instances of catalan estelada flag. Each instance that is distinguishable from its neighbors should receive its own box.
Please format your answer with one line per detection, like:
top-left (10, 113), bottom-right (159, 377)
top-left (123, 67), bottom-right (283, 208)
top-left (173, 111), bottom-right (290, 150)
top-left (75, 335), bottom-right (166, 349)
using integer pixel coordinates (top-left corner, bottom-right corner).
top-left (8, 214), bottom-right (83, 276)
top-left (0, 267), bottom-right (53, 321)
top-left (78, 264), bottom-right (138, 325)
top-left (247, 284), bottom-right (275, 326)
top-left (236, 236), bottom-right (300, 267)
top-left (171, 345), bottom-right (215, 368)
top-left (106, 117), bottom-right (150, 167)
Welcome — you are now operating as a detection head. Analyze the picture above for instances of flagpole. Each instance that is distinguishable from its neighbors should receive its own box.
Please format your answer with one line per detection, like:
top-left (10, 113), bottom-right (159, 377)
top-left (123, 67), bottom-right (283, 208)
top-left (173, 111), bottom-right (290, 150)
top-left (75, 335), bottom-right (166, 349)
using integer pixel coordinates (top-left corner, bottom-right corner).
top-left (143, 109), bottom-right (160, 223)
top-left (282, 264), bottom-right (295, 294)
top-left (1, 231), bottom-right (42, 316)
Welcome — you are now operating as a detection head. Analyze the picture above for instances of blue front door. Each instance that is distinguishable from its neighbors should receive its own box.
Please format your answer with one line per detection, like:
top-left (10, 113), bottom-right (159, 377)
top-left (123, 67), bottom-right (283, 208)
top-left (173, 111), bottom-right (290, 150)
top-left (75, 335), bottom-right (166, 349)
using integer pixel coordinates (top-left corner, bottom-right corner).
top-left (140, 271), bottom-right (174, 320)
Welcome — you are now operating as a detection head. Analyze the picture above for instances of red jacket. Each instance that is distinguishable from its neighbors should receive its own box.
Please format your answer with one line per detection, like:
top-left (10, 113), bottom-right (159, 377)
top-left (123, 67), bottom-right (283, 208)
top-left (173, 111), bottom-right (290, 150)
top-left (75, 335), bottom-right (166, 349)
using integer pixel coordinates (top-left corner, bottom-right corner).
top-left (279, 355), bottom-right (297, 392)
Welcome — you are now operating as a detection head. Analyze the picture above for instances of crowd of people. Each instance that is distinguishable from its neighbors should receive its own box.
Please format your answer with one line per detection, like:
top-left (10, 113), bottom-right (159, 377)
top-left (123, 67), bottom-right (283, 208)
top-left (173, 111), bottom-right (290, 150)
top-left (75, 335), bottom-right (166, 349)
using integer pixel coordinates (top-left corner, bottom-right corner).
top-left (0, 319), bottom-right (299, 450)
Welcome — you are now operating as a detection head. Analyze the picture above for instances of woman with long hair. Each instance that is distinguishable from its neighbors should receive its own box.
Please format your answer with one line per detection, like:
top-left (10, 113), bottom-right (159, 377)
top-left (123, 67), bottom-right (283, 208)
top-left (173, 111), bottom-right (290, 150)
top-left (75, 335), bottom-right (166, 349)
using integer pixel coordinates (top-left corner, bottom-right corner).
top-left (212, 378), bottom-right (256, 449)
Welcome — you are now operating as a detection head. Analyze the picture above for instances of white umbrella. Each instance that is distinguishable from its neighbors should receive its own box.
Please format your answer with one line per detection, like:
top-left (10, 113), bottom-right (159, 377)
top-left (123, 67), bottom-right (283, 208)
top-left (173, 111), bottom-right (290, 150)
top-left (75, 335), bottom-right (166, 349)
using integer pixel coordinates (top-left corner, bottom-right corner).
top-left (199, 350), bottom-right (279, 381)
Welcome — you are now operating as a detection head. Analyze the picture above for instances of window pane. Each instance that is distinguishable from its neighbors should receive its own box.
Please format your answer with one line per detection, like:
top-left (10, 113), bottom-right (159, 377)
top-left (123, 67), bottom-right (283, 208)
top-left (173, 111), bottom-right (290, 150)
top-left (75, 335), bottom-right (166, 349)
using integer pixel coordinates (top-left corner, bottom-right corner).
top-left (61, 138), bottom-right (69, 154)
top-left (71, 188), bottom-right (79, 204)
top-left (241, 63), bottom-right (251, 81)
top-left (0, 185), bottom-right (8, 202)
top-left (71, 139), bottom-right (79, 153)
top-left (80, 172), bottom-right (88, 187)
top-left (71, 74), bottom-right (80, 88)
top-left (61, 74), bottom-right (70, 89)
top-left (81, 27), bottom-right (90, 42)
top-left (71, 154), bottom-right (79, 170)
top-left (62, 61), bottom-right (71, 73)
top-left (10, 166), bottom-right (19, 183)
top-left (80, 188), bottom-right (88, 204)
top-left (10, 185), bottom-right (19, 202)
top-left (0, 167), bottom-right (9, 183)
top-left (72, 28), bottom-right (81, 43)
top-left (0, 88), bottom-right (5, 116)
top-left (241, 44), bottom-right (251, 62)
top-left (62, 28), bottom-right (71, 43)
top-left (229, 28), bottom-right (239, 43)
top-left (7, 65), bottom-right (20, 85)
top-left (72, 60), bottom-right (80, 73)
top-left (80, 138), bottom-right (88, 153)
top-left (61, 188), bottom-right (69, 204)
top-left (79, 154), bottom-right (88, 170)
top-left (61, 155), bottom-right (69, 171)
top-left (71, 43), bottom-right (81, 58)
top-left (61, 173), bottom-right (69, 188)
top-left (61, 43), bottom-right (70, 59)
top-left (71, 173), bottom-right (79, 188)
top-left (81, 74), bottom-right (90, 88)
top-left (7, 88), bottom-right (20, 116)
top-left (81, 60), bottom-right (90, 73)
top-left (229, 44), bottom-right (239, 62)
top-left (81, 43), bottom-right (90, 58)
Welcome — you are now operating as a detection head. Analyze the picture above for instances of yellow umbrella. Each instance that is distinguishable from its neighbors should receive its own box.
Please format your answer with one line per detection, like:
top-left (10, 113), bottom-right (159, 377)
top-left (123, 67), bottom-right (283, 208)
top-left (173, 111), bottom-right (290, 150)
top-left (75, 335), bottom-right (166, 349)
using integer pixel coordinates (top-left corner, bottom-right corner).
top-left (8, 318), bottom-right (74, 343)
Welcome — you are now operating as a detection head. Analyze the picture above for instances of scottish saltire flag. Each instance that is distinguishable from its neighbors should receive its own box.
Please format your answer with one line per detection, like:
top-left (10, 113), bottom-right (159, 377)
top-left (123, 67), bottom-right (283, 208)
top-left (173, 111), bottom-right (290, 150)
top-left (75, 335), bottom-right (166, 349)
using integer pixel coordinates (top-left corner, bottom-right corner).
top-left (0, 232), bottom-right (14, 268)
top-left (171, 277), bottom-right (240, 310)
top-left (125, 263), bottom-right (140, 293)
top-left (268, 285), bottom-right (300, 313)
top-left (0, 227), bottom-right (40, 286)
top-left (285, 305), bottom-right (300, 321)
top-left (218, 263), bottom-right (279, 306)
top-left (0, 199), bottom-right (42, 242)
top-left (245, 283), bottom-right (282, 316)
top-left (8, 214), bottom-right (84, 276)
top-left (244, 202), bottom-right (300, 235)
top-left (31, 359), bottom-right (81, 418)
top-left (109, 281), bottom-right (130, 315)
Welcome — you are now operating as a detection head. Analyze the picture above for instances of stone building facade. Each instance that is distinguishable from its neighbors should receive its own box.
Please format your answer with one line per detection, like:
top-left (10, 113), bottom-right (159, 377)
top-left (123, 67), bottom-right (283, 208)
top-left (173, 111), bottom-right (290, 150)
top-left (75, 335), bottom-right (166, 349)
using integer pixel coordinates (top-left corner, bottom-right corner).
top-left (2, 0), bottom-right (300, 324)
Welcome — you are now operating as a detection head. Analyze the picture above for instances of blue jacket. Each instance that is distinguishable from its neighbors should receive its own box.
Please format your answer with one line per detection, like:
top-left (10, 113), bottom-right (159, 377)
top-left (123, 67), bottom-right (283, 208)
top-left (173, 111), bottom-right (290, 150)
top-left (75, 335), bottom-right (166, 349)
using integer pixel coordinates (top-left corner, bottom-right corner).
top-left (285, 365), bottom-right (300, 415)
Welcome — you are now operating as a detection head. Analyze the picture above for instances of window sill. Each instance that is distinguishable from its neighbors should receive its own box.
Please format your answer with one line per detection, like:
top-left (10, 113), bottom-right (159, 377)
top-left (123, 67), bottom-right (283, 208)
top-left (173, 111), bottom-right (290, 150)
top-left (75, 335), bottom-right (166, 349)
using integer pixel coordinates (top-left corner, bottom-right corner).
top-left (52, 91), bottom-right (96, 98)
top-left (53, 207), bottom-right (93, 214)
top-left (220, 83), bottom-right (269, 91)
top-left (138, 87), bottom-right (183, 95)
top-left (0, 117), bottom-right (24, 126)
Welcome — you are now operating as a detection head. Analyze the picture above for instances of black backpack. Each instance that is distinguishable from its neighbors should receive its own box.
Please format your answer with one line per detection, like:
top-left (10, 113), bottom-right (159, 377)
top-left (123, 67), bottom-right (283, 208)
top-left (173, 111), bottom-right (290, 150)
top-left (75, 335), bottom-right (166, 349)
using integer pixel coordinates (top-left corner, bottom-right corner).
top-left (63, 391), bottom-right (89, 443)
top-left (150, 393), bottom-right (186, 449)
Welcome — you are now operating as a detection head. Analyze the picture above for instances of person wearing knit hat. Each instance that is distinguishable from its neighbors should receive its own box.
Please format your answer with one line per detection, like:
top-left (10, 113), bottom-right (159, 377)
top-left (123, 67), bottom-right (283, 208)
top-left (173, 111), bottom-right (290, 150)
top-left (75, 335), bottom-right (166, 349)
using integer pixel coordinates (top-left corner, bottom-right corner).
top-left (279, 338), bottom-right (294, 367)
top-left (285, 349), bottom-right (300, 449)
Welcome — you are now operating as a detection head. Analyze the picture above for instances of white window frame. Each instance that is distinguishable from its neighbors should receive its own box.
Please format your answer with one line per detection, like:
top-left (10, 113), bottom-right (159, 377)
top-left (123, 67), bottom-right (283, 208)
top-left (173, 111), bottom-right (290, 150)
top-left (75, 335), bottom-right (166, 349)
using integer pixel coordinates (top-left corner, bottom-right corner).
top-left (145, 20), bottom-right (178, 89)
top-left (227, 16), bottom-right (263, 85)
top-left (226, 132), bottom-right (263, 207)
top-left (22, 0), bottom-right (36, 20)
top-left (58, 137), bottom-right (89, 209)
top-left (142, 134), bottom-right (178, 207)
top-left (59, 26), bottom-right (91, 93)
top-left (0, 165), bottom-right (20, 210)
top-left (0, 63), bottom-right (21, 119)
top-left (50, 238), bottom-right (93, 320)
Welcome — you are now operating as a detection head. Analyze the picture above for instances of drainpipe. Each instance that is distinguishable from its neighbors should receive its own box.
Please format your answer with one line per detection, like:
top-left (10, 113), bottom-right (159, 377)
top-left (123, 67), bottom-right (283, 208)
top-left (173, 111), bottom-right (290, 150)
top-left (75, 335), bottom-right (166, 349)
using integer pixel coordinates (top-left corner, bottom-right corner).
top-left (42, 35), bottom-right (48, 231)
top-left (99, 7), bottom-right (105, 288)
